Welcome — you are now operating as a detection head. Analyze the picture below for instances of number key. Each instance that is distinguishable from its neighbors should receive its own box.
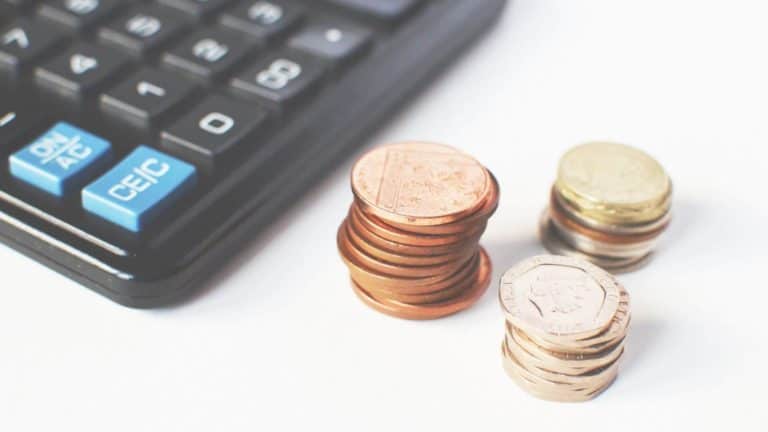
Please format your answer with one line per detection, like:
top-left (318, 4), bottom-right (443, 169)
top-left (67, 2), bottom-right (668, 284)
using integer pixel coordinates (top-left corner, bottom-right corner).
top-left (37, 0), bottom-right (126, 31)
top-left (161, 94), bottom-right (268, 168)
top-left (0, 19), bottom-right (66, 74)
top-left (99, 6), bottom-right (189, 57)
top-left (35, 43), bottom-right (130, 98)
top-left (162, 27), bottom-right (255, 82)
top-left (230, 50), bottom-right (325, 108)
top-left (157, 0), bottom-right (235, 19)
top-left (101, 68), bottom-right (197, 127)
top-left (220, 0), bottom-right (303, 43)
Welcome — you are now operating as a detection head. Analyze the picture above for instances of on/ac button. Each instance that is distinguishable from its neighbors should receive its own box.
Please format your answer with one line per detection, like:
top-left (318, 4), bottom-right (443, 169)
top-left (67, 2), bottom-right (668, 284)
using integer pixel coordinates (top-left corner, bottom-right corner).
top-left (82, 146), bottom-right (196, 233)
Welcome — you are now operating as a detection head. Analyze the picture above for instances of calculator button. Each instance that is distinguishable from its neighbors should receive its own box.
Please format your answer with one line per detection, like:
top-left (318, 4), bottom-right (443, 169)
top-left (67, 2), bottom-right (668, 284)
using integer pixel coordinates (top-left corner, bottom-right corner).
top-left (219, 0), bottom-right (303, 43)
top-left (82, 146), bottom-right (197, 232)
top-left (0, 19), bottom-right (66, 73)
top-left (161, 94), bottom-right (268, 168)
top-left (37, 0), bottom-right (126, 30)
top-left (9, 122), bottom-right (113, 197)
top-left (325, 0), bottom-right (418, 21)
top-left (162, 27), bottom-right (255, 82)
top-left (288, 21), bottom-right (372, 64)
top-left (99, 6), bottom-right (189, 57)
top-left (157, 0), bottom-right (235, 19)
top-left (35, 43), bottom-right (130, 98)
top-left (230, 50), bottom-right (324, 107)
top-left (101, 68), bottom-right (197, 127)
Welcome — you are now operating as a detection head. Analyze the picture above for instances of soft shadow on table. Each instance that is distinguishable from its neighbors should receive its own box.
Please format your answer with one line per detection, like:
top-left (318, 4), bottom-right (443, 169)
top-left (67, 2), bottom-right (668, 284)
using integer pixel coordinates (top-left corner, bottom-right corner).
top-left (619, 318), bottom-right (666, 377)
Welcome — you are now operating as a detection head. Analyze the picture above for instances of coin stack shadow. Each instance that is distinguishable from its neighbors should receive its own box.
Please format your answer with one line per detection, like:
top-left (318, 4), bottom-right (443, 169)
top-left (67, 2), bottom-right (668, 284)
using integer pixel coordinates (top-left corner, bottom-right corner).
top-left (541, 142), bottom-right (672, 272)
top-left (338, 142), bottom-right (499, 320)
top-left (499, 255), bottom-right (631, 402)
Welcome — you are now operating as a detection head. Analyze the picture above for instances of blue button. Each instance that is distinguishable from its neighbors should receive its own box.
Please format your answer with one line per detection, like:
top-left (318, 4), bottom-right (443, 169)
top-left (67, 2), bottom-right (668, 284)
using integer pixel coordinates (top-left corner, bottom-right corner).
top-left (9, 122), bottom-right (113, 197)
top-left (82, 146), bottom-right (197, 232)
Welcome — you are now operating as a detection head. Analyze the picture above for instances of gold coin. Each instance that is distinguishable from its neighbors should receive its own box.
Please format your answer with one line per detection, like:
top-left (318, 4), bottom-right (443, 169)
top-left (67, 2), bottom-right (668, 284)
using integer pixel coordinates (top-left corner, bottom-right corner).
top-left (501, 343), bottom-right (617, 402)
top-left (503, 337), bottom-right (623, 387)
top-left (555, 142), bottom-right (671, 225)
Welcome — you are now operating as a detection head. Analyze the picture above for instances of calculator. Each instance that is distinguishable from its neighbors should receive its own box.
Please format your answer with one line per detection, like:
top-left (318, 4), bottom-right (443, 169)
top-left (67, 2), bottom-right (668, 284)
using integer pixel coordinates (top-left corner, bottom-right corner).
top-left (0, 0), bottom-right (507, 307)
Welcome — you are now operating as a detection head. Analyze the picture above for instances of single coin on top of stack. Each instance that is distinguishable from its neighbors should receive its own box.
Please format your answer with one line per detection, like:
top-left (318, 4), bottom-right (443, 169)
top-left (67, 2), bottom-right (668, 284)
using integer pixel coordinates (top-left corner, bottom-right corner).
top-left (540, 142), bottom-right (673, 272)
top-left (499, 255), bottom-right (631, 402)
top-left (337, 141), bottom-right (499, 320)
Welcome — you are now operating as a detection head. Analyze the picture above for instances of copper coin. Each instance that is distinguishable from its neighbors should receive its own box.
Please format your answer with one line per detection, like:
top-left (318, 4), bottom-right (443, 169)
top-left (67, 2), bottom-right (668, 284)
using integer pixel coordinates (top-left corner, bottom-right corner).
top-left (353, 260), bottom-right (478, 305)
top-left (351, 142), bottom-right (491, 226)
top-left (344, 217), bottom-right (475, 267)
top-left (338, 228), bottom-right (481, 293)
top-left (339, 223), bottom-right (475, 278)
top-left (358, 252), bottom-right (481, 296)
top-left (348, 206), bottom-right (484, 256)
top-left (352, 203), bottom-right (487, 247)
top-left (350, 248), bottom-right (492, 320)
top-left (549, 189), bottom-right (668, 244)
top-left (381, 171), bottom-right (500, 236)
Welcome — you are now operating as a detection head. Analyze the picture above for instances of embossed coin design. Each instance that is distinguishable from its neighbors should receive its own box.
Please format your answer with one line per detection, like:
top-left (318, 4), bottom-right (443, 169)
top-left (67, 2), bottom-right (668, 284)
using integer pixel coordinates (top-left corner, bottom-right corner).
top-left (499, 255), bottom-right (632, 402)
top-left (542, 142), bottom-right (673, 272)
top-left (556, 141), bottom-right (671, 225)
top-left (351, 142), bottom-right (490, 226)
top-left (339, 141), bottom-right (499, 320)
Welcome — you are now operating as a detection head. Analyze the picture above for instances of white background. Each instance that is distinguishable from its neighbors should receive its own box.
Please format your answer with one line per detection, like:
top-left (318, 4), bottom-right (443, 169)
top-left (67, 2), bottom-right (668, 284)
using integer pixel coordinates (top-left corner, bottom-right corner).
top-left (2, 1), bottom-right (767, 430)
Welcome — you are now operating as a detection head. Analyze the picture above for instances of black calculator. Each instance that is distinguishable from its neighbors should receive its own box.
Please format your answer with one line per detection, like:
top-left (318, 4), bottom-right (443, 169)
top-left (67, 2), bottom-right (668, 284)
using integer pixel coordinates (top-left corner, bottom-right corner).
top-left (0, 0), bottom-right (506, 307)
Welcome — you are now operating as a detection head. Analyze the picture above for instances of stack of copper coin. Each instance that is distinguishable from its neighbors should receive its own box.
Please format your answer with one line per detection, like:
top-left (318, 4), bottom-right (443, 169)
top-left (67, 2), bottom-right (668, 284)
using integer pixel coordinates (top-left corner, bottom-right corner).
top-left (540, 142), bottom-right (673, 272)
top-left (337, 142), bottom-right (499, 320)
top-left (499, 255), bottom-right (631, 402)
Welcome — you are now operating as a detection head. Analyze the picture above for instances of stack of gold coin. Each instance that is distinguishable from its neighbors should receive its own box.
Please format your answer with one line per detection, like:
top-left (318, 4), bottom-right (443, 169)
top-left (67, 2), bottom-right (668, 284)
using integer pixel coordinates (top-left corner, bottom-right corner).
top-left (337, 141), bottom-right (499, 320)
top-left (499, 255), bottom-right (631, 402)
top-left (540, 142), bottom-right (672, 272)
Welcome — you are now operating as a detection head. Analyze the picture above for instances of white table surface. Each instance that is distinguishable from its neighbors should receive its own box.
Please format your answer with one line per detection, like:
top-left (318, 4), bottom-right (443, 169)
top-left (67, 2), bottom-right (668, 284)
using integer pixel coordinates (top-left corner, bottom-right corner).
top-left (2, 1), bottom-right (766, 430)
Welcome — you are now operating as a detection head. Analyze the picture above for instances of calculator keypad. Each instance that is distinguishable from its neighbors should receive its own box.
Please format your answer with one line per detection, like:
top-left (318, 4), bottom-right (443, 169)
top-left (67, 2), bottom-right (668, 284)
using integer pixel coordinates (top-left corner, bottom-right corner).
top-left (1, 0), bottom-right (390, 236)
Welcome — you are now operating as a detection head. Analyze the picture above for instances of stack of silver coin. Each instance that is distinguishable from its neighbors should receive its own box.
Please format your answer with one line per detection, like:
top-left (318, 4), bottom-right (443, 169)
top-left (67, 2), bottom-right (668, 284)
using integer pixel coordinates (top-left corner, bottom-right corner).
top-left (499, 255), bottom-right (631, 402)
